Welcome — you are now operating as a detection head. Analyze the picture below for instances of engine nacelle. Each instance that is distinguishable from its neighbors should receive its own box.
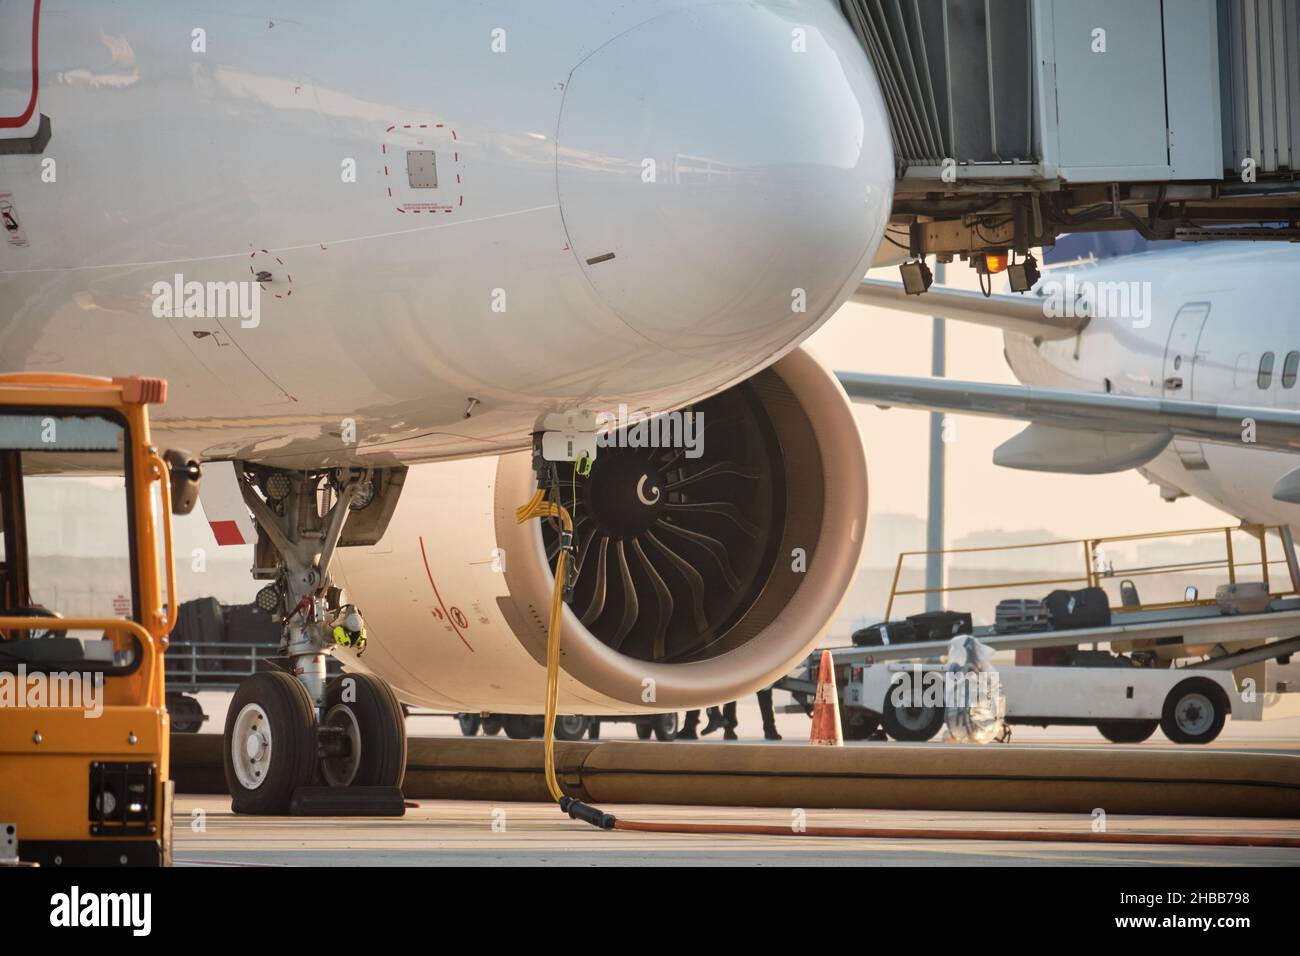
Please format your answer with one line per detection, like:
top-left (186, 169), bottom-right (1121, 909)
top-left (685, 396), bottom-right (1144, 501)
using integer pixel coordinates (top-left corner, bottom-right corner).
top-left (334, 347), bottom-right (867, 713)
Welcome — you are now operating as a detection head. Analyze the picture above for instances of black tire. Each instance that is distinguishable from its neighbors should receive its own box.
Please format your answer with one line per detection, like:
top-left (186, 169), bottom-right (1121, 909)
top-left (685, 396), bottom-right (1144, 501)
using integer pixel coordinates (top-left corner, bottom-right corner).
top-left (881, 685), bottom-right (945, 742)
top-left (502, 715), bottom-right (537, 739)
top-left (1161, 678), bottom-right (1229, 744)
top-left (320, 673), bottom-right (408, 788)
top-left (652, 713), bottom-right (679, 741)
top-left (457, 713), bottom-right (482, 736)
top-left (841, 708), bottom-right (880, 741)
top-left (481, 716), bottom-right (503, 736)
top-left (1097, 720), bottom-right (1159, 743)
top-left (167, 693), bottom-right (206, 734)
top-left (223, 671), bottom-right (318, 815)
top-left (553, 715), bottom-right (590, 741)
top-left (635, 722), bottom-right (653, 740)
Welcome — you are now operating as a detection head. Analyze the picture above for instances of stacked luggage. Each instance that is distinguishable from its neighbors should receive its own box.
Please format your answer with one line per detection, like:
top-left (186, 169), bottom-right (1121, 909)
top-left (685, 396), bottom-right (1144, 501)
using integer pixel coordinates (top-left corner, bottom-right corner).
top-left (853, 586), bottom-right (1114, 649)
top-left (993, 598), bottom-right (1051, 634)
top-left (852, 609), bottom-right (972, 647)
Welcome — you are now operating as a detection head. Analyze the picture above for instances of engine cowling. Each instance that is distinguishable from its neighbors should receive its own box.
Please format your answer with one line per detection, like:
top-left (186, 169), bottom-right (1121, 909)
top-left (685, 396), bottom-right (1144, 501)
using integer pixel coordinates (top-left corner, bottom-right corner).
top-left (335, 347), bottom-right (867, 713)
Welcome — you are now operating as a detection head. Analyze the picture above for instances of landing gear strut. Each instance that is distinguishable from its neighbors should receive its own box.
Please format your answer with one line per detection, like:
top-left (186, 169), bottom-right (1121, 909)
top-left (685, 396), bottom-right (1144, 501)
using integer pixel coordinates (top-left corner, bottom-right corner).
top-left (221, 465), bottom-right (408, 814)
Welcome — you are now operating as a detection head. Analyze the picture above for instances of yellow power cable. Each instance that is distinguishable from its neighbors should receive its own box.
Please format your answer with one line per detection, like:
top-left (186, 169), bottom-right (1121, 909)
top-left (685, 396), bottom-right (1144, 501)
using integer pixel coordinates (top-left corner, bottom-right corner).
top-left (514, 488), bottom-right (570, 803)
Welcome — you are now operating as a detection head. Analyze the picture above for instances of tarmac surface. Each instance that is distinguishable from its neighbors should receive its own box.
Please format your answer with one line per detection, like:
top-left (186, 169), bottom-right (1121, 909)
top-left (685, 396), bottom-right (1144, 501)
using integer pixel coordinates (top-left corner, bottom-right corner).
top-left (172, 796), bottom-right (1300, 867)
top-left (175, 704), bottom-right (1300, 866)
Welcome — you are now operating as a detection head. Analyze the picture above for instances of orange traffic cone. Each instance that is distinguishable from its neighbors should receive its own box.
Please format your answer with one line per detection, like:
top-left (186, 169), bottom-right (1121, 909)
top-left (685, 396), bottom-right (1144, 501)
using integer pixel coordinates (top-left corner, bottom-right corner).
top-left (809, 649), bottom-right (843, 746)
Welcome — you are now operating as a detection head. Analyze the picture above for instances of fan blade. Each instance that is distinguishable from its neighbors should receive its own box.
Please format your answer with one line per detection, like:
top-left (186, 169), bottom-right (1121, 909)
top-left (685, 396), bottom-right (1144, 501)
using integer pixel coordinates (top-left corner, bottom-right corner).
top-left (645, 530), bottom-right (708, 634)
top-left (580, 537), bottom-right (610, 625)
top-left (573, 527), bottom-right (597, 577)
top-left (630, 538), bottom-right (673, 660)
top-left (663, 500), bottom-right (760, 538)
top-left (665, 459), bottom-right (761, 491)
top-left (609, 541), bottom-right (639, 650)
top-left (656, 520), bottom-right (742, 589)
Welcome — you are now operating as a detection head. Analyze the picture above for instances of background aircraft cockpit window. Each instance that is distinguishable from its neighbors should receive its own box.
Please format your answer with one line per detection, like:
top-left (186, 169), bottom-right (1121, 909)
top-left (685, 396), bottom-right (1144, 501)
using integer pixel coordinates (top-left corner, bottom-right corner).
top-left (1257, 352), bottom-right (1275, 389)
top-left (1283, 351), bottom-right (1299, 389)
top-left (0, 413), bottom-right (135, 628)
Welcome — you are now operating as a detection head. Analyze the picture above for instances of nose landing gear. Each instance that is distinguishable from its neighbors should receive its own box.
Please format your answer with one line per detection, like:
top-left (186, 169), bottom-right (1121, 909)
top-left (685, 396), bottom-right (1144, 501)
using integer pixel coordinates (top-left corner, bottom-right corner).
top-left (220, 465), bottom-right (409, 814)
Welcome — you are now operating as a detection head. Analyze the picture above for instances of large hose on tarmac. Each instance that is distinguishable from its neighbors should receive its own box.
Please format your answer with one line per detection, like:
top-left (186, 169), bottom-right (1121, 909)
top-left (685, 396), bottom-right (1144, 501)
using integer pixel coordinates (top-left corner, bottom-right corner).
top-left (517, 487), bottom-right (1300, 849)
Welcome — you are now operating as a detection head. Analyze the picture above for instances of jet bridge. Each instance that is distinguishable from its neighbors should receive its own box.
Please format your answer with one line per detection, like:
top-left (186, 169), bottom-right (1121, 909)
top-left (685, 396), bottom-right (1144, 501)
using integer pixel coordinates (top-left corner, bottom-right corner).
top-left (842, 0), bottom-right (1300, 275)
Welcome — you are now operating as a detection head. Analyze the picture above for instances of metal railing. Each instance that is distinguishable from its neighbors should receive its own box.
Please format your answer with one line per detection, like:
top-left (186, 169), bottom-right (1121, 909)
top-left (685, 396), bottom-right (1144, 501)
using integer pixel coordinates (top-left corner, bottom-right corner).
top-left (164, 640), bottom-right (343, 691)
top-left (884, 524), bottom-right (1300, 621)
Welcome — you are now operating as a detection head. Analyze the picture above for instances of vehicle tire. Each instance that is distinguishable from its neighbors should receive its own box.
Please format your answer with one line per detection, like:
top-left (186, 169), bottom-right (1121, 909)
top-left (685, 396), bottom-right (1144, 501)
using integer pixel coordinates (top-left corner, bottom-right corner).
top-left (502, 714), bottom-right (537, 739)
top-left (652, 713), bottom-right (679, 741)
top-left (881, 693), bottom-right (945, 742)
top-left (1097, 719), bottom-right (1159, 743)
top-left (481, 716), bottom-right (503, 736)
top-left (1161, 678), bottom-right (1228, 744)
top-left (223, 671), bottom-right (318, 814)
top-left (456, 713), bottom-right (482, 736)
top-left (553, 715), bottom-right (590, 741)
top-left (319, 673), bottom-right (408, 788)
top-left (167, 693), bottom-right (206, 734)
top-left (841, 707), bottom-right (880, 741)
top-left (635, 722), bottom-right (653, 740)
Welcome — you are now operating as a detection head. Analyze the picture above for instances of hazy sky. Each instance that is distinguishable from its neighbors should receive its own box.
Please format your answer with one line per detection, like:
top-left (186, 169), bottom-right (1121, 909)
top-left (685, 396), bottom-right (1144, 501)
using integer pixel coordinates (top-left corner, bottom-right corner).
top-left (806, 263), bottom-right (1231, 546)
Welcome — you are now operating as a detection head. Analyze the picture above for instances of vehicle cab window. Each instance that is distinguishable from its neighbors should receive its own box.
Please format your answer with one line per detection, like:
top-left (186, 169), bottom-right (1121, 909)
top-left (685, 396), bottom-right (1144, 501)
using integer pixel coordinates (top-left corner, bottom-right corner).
top-left (0, 412), bottom-right (136, 636)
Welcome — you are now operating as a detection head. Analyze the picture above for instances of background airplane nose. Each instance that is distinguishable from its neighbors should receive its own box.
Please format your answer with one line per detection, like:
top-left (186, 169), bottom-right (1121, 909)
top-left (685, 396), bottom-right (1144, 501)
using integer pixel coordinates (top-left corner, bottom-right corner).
top-left (556, 1), bottom-right (893, 357)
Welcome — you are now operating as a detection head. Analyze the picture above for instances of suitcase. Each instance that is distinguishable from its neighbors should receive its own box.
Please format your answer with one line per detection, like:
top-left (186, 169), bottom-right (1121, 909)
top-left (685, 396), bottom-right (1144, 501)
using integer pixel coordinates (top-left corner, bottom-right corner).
top-left (1215, 582), bottom-right (1270, 615)
top-left (1043, 587), bottom-right (1112, 630)
top-left (1015, 646), bottom-right (1068, 666)
top-left (851, 620), bottom-right (917, 647)
top-left (905, 610), bottom-right (973, 642)
top-left (994, 598), bottom-right (1051, 634)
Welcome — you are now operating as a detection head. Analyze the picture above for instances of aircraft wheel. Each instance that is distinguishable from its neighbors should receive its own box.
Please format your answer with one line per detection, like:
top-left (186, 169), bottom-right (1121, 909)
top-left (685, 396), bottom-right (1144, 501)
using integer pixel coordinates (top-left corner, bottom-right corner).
top-left (319, 674), bottom-right (408, 787)
top-left (502, 715), bottom-right (536, 739)
top-left (553, 715), bottom-right (590, 741)
top-left (224, 671), bottom-right (317, 814)
top-left (635, 722), bottom-right (653, 740)
top-left (457, 713), bottom-right (482, 736)
top-left (1161, 679), bottom-right (1228, 744)
top-left (1097, 720), bottom-right (1159, 743)
top-left (652, 713), bottom-right (680, 741)
top-left (481, 716), bottom-right (503, 736)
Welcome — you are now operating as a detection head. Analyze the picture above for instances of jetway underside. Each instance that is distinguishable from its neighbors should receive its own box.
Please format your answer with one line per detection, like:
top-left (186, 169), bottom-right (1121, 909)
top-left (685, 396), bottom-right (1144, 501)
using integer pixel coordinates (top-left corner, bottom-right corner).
top-left (842, 0), bottom-right (1300, 265)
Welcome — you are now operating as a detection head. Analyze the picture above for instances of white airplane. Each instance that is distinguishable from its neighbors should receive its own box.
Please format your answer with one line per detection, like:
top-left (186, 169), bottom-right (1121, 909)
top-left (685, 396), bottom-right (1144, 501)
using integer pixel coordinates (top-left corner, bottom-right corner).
top-left (2, 1), bottom-right (895, 809)
top-left (845, 240), bottom-right (1300, 532)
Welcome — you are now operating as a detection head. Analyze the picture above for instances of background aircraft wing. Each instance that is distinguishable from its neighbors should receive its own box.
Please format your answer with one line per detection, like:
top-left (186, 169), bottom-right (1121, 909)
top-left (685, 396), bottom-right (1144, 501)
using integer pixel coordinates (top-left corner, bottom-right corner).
top-left (851, 279), bottom-right (1086, 340)
top-left (835, 372), bottom-right (1300, 501)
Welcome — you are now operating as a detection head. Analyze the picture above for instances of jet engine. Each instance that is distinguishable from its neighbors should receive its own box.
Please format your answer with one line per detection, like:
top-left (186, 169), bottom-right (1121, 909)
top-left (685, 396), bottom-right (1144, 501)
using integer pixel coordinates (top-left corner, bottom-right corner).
top-left (335, 347), bottom-right (868, 713)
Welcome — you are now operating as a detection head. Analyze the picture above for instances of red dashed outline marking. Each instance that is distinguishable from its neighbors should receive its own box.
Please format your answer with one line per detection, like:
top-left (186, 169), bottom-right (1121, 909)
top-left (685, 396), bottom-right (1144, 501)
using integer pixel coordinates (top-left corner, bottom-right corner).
top-left (249, 248), bottom-right (293, 299)
top-left (383, 121), bottom-right (463, 214)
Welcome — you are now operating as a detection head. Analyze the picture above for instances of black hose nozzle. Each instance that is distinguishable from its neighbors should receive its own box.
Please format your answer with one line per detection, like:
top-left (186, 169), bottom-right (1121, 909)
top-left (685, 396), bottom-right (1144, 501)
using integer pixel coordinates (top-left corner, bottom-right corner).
top-left (559, 796), bottom-right (616, 830)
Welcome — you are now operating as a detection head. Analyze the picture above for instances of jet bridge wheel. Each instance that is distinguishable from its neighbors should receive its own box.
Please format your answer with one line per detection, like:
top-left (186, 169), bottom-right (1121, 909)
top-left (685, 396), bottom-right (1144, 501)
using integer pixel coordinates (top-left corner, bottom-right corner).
top-left (224, 671), bottom-right (318, 814)
top-left (1161, 678), bottom-right (1228, 745)
top-left (319, 674), bottom-right (408, 788)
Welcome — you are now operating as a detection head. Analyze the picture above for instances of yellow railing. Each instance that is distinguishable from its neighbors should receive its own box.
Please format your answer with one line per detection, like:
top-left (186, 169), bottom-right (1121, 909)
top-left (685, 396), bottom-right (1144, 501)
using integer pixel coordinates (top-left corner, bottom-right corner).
top-left (884, 525), bottom-right (1299, 621)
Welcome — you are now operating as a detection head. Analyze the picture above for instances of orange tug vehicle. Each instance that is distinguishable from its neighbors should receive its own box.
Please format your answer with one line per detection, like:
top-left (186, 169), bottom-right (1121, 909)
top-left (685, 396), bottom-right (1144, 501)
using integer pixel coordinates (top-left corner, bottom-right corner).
top-left (0, 374), bottom-right (199, 867)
